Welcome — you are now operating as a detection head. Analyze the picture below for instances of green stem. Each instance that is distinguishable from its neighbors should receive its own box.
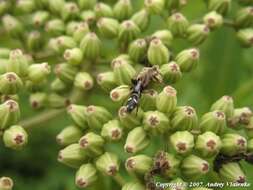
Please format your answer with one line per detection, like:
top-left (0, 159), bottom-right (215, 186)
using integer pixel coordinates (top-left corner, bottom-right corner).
top-left (113, 173), bottom-right (126, 186)
top-left (233, 78), bottom-right (253, 104)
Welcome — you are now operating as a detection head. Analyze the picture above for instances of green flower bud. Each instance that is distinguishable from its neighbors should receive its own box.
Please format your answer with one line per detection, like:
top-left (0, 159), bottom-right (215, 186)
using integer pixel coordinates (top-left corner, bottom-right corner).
top-left (140, 89), bottom-right (157, 111)
top-left (80, 33), bottom-right (101, 60)
top-left (47, 38), bottom-right (60, 53)
top-left (0, 100), bottom-right (20, 130)
top-left (143, 111), bottom-right (170, 135)
top-left (181, 155), bottom-right (209, 180)
top-left (118, 106), bottom-right (143, 129)
top-left (110, 85), bottom-right (130, 103)
top-left (29, 92), bottom-right (47, 109)
top-left (8, 49), bottom-right (29, 77)
top-left (125, 154), bottom-right (152, 175)
top-left (75, 164), bottom-right (97, 188)
top-left (74, 72), bottom-right (94, 91)
top-left (64, 48), bottom-right (83, 66)
top-left (175, 48), bottom-right (199, 72)
top-left (56, 125), bottom-right (83, 146)
top-left (45, 19), bottom-right (65, 36)
top-left (28, 63), bottom-right (51, 84)
top-left (128, 38), bottom-right (147, 62)
top-left (187, 24), bottom-right (210, 45)
top-left (0, 177), bottom-right (13, 190)
top-left (124, 126), bottom-right (150, 153)
top-left (113, 0), bottom-right (133, 21)
top-left (207, 0), bottom-right (231, 15)
top-left (95, 152), bottom-right (120, 176)
top-left (3, 125), bottom-right (28, 150)
top-left (80, 10), bottom-right (96, 25)
top-left (237, 28), bottom-right (253, 48)
top-left (66, 21), bottom-right (80, 36)
top-left (0, 48), bottom-right (10, 59)
top-left (221, 133), bottom-right (247, 156)
top-left (167, 13), bottom-right (189, 37)
top-left (97, 71), bottom-right (117, 92)
top-left (50, 78), bottom-right (69, 93)
top-left (144, 0), bottom-right (165, 15)
top-left (58, 143), bottom-right (88, 169)
top-left (161, 152), bottom-right (180, 178)
top-left (171, 106), bottom-right (198, 131)
top-left (85, 105), bottom-right (113, 130)
top-left (203, 11), bottom-right (223, 29)
top-left (228, 107), bottom-right (252, 129)
top-left (199, 110), bottom-right (226, 134)
top-left (151, 30), bottom-right (173, 48)
top-left (33, 11), bottom-right (50, 27)
top-left (2, 15), bottom-right (23, 37)
top-left (55, 36), bottom-right (77, 53)
top-left (156, 86), bottom-right (177, 114)
top-left (169, 131), bottom-right (194, 155)
top-left (0, 72), bottom-right (23, 95)
top-left (195, 132), bottom-right (222, 157)
top-left (210, 95), bottom-right (234, 119)
top-left (54, 63), bottom-right (78, 84)
top-left (122, 182), bottom-right (145, 190)
top-left (160, 61), bottom-right (182, 84)
top-left (73, 22), bottom-right (90, 43)
top-left (112, 54), bottom-right (134, 67)
top-left (61, 2), bottom-right (79, 21)
top-left (78, 0), bottom-right (96, 10)
top-left (15, 0), bottom-right (35, 14)
top-left (118, 20), bottom-right (141, 45)
top-left (49, 0), bottom-right (65, 15)
top-left (131, 9), bottom-right (150, 31)
top-left (94, 3), bottom-right (113, 18)
top-left (26, 31), bottom-right (43, 51)
top-left (48, 93), bottom-right (70, 108)
top-left (113, 59), bottom-right (136, 85)
top-left (79, 132), bottom-right (104, 156)
top-left (147, 38), bottom-right (170, 66)
top-left (101, 120), bottom-right (123, 141)
top-left (97, 17), bottom-right (119, 39)
top-left (219, 162), bottom-right (246, 183)
top-left (67, 104), bottom-right (88, 129)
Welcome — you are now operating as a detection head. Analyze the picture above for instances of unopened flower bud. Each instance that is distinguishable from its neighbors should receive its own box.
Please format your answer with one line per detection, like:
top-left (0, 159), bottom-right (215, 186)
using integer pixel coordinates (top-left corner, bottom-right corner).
top-left (74, 72), bottom-right (94, 91)
top-left (66, 21), bottom-right (80, 36)
top-left (122, 182), bottom-right (145, 190)
top-left (207, 0), bottom-right (231, 15)
top-left (61, 2), bottom-right (79, 21)
top-left (187, 24), bottom-right (210, 45)
top-left (156, 86), bottom-right (177, 114)
top-left (131, 9), bottom-right (150, 31)
top-left (124, 127), bottom-right (150, 153)
top-left (55, 36), bottom-right (77, 53)
top-left (8, 49), bottom-right (29, 77)
top-left (118, 106), bottom-right (143, 129)
top-left (169, 131), bottom-right (194, 155)
top-left (221, 133), bottom-right (247, 156)
top-left (148, 38), bottom-right (170, 66)
top-left (79, 132), bottom-right (104, 156)
top-left (171, 106), bottom-right (198, 131)
top-left (237, 28), bottom-right (253, 48)
top-left (128, 38), bottom-right (147, 62)
top-left (219, 162), bottom-right (246, 183)
top-left (45, 19), bottom-right (65, 36)
top-left (140, 89), bottom-right (157, 111)
top-left (167, 13), bottom-right (189, 37)
top-left (143, 111), bottom-right (169, 135)
top-left (95, 152), bottom-right (120, 176)
top-left (73, 22), bottom-right (90, 43)
top-left (118, 20), bottom-right (141, 45)
top-left (113, 59), bottom-right (136, 85)
top-left (144, 0), bottom-right (165, 15)
top-left (58, 143), bottom-right (88, 169)
top-left (85, 105), bottom-right (112, 130)
top-left (78, 0), bottom-right (96, 10)
top-left (29, 92), bottom-right (47, 109)
top-left (0, 100), bottom-right (20, 130)
top-left (160, 152), bottom-right (180, 178)
top-left (181, 155), bottom-right (209, 179)
top-left (54, 63), bottom-right (78, 84)
top-left (3, 125), bottom-right (28, 150)
top-left (0, 177), bottom-right (13, 190)
top-left (151, 30), bottom-right (173, 48)
top-left (56, 125), bottom-right (83, 146)
top-left (160, 61), bottom-right (182, 84)
top-left (33, 11), bottom-right (50, 27)
top-left (110, 85), bottom-right (130, 104)
top-left (97, 71), bottom-right (117, 92)
top-left (80, 33), bottom-right (101, 60)
top-left (15, 0), bottom-right (35, 14)
top-left (48, 93), bottom-right (70, 108)
top-left (28, 63), bottom-right (50, 84)
top-left (80, 10), bottom-right (96, 25)
top-left (67, 104), bottom-right (88, 129)
top-left (49, 0), bottom-right (64, 15)
top-left (228, 107), bottom-right (252, 129)
top-left (27, 31), bottom-right (43, 51)
top-left (210, 95), bottom-right (234, 119)
top-left (97, 17), bottom-right (119, 39)
top-left (203, 11), bottom-right (223, 29)
top-left (199, 110), bottom-right (226, 134)
top-left (64, 48), bottom-right (83, 66)
top-left (51, 78), bottom-right (69, 93)
top-left (125, 154), bottom-right (152, 175)
top-left (0, 72), bottom-right (23, 95)
top-left (2, 15), bottom-right (23, 37)
top-left (75, 164), bottom-right (97, 188)
top-left (94, 3), bottom-right (113, 18)
top-left (101, 120), bottom-right (123, 141)
top-left (113, 0), bottom-right (133, 21)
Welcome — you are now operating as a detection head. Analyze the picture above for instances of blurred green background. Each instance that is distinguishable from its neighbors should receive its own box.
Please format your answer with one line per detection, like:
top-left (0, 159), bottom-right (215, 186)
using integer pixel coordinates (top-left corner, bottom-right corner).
top-left (0, 0), bottom-right (253, 189)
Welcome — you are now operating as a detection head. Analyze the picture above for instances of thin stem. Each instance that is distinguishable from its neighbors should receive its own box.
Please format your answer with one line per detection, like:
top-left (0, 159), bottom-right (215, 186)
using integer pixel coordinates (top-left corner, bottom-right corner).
top-left (113, 173), bottom-right (126, 186)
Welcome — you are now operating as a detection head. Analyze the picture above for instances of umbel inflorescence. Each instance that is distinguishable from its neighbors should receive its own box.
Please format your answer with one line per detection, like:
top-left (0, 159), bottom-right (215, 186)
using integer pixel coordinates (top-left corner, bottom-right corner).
top-left (0, 0), bottom-right (253, 190)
